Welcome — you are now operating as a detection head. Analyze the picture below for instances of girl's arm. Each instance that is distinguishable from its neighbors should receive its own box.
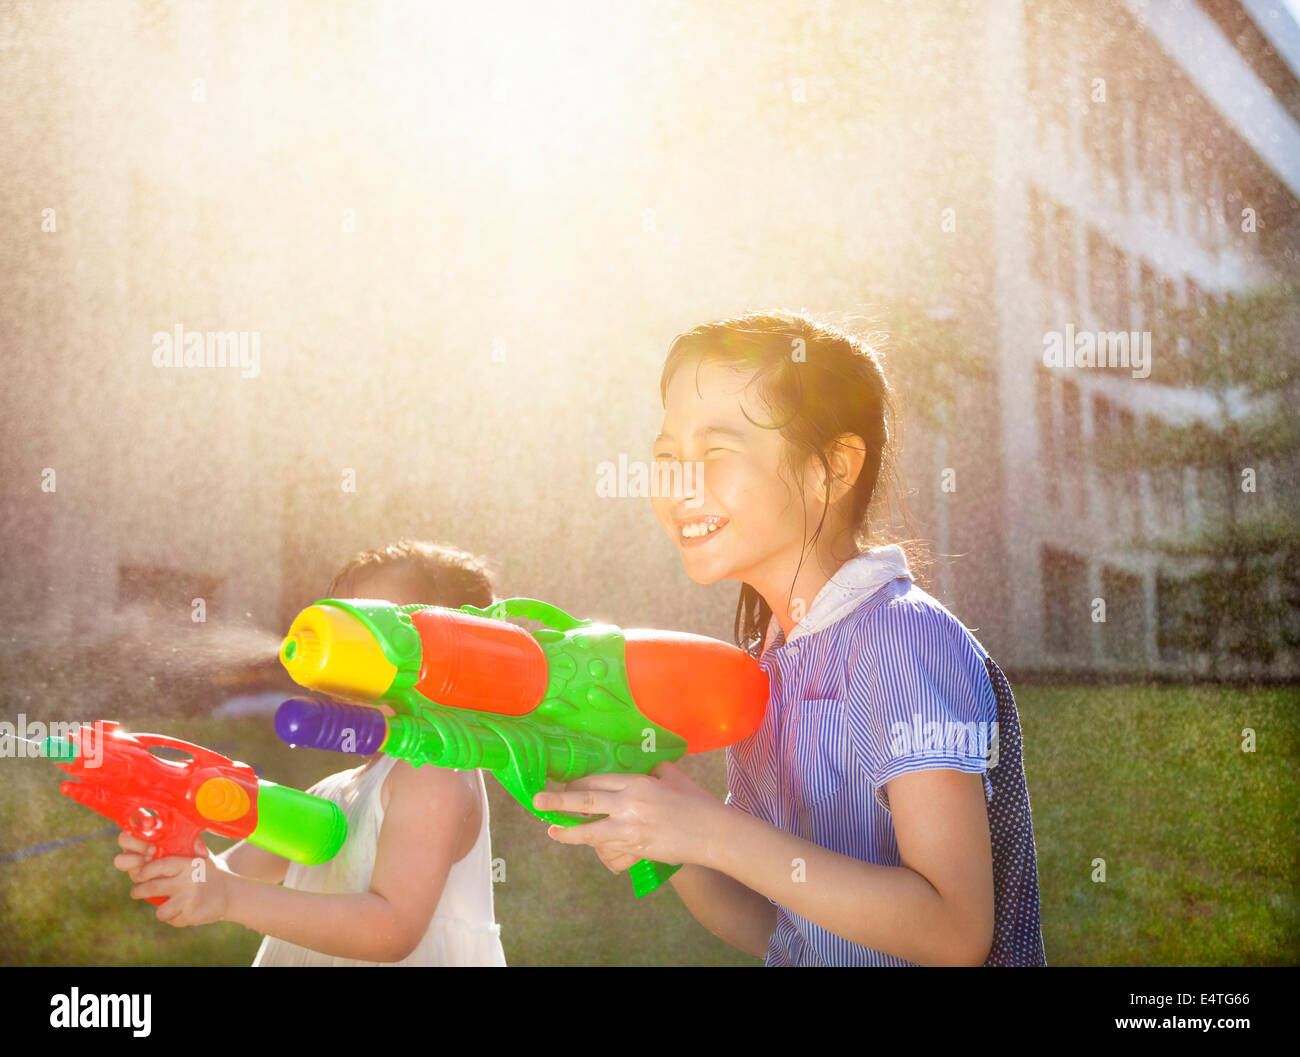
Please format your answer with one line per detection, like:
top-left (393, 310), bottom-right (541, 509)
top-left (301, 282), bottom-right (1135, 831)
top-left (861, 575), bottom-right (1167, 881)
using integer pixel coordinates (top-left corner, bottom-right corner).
top-left (128, 763), bottom-right (479, 962)
top-left (652, 767), bottom-right (778, 957)
top-left (222, 763), bottom-right (478, 961)
top-left (542, 765), bottom-right (994, 966)
top-left (667, 860), bottom-right (777, 958)
top-left (213, 841), bottom-right (290, 885)
top-left (704, 768), bottom-right (993, 965)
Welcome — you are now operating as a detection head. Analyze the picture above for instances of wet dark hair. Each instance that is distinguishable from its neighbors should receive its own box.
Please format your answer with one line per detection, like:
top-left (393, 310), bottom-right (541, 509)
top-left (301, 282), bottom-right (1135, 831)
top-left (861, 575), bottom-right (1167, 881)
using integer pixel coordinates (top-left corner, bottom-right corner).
top-left (328, 539), bottom-right (495, 609)
top-left (659, 310), bottom-right (905, 655)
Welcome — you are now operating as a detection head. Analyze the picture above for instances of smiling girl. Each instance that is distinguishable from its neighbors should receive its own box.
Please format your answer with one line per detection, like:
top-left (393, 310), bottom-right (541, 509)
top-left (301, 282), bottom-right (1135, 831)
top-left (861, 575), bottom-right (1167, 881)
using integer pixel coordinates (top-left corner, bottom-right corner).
top-left (537, 311), bottom-right (1045, 966)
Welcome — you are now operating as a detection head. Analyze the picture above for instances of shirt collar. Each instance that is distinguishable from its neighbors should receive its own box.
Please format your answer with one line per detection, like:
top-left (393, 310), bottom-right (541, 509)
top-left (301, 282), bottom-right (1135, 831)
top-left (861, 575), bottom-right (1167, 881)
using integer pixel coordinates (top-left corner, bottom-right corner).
top-left (763, 544), bottom-right (912, 653)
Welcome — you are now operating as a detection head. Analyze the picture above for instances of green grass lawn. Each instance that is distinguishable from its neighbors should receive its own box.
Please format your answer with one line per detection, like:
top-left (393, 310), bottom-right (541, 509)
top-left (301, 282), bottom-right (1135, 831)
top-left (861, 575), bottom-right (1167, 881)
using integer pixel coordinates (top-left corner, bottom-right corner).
top-left (1024, 683), bottom-right (1299, 965)
top-left (1, 684), bottom-right (1296, 966)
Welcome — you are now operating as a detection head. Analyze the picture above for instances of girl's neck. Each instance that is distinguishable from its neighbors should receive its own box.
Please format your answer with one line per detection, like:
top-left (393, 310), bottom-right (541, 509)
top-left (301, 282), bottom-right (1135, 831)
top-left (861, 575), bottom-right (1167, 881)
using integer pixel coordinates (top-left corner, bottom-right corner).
top-left (749, 533), bottom-right (862, 639)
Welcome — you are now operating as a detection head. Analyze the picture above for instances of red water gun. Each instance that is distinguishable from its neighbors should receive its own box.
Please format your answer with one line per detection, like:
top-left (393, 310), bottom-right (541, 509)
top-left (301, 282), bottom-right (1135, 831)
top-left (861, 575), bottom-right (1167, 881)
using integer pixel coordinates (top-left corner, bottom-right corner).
top-left (44, 721), bottom-right (347, 907)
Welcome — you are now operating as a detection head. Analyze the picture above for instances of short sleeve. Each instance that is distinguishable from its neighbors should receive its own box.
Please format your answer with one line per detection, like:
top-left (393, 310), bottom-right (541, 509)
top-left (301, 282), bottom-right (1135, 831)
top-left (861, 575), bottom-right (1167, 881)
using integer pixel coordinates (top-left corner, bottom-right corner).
top-left (843, 597), bottom-right (998, 812)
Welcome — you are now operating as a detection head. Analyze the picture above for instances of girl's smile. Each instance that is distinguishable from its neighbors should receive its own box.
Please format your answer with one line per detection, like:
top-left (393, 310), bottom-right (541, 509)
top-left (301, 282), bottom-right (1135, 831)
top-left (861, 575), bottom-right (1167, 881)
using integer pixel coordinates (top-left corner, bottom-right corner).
top-left (676, 514), bottom-right (730, 546)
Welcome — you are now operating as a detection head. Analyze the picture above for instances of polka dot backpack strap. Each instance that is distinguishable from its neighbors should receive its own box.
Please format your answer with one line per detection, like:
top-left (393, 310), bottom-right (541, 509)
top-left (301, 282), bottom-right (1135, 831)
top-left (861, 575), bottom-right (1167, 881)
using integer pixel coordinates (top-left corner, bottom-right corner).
top-left (982, 656), bottom-right (1047, 967)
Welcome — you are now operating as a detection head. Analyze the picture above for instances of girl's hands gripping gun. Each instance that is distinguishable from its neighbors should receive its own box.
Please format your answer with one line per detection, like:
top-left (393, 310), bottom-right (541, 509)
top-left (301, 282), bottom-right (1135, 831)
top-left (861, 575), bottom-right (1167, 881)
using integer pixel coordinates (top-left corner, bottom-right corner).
top-left (273, 597), bottom-right (769, 897)
top-left (43, 722), bottom-right (348, 906)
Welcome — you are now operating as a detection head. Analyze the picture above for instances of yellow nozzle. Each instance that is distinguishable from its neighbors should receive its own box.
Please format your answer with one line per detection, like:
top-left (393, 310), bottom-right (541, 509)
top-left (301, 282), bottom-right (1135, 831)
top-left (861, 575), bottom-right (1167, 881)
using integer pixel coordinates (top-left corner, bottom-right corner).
top-left (195, 777), bottom-right (250, 822)
top-left (280, 604), bottom-right (397, 701)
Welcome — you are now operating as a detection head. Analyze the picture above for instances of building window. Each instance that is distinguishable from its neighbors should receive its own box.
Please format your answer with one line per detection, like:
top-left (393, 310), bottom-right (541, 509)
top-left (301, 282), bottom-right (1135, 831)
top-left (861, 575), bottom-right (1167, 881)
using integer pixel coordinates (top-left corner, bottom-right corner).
top-left (1028, 185), bottom-right (1055, 327)
top-left (1146, 414), bottom-right (1183, 536)
top-left (1087, 228), bottom-right (1131, 335)
top-left (1062, 379), bottom-right (1085, 518)
top-left (1138, 116), bottom-right (1172, 212)
top-left (1135, 106), bottom-right (1156, 204)
top-left (1082, 92), bottom-right (1102, 192)
top-left (1152, 465), bottom-right (1185, 536)
top-left (1042, 546), bottom-right (1090, 657)
top-left (1100, 567), bottom-right (1145, 663)
top-left (1092, 395), bottom-right (1114, 525)
top-left (1082, 79), bottom-right (1126, 206)
top-left (1138, 260), bottom-right (1157, 331)
top-left (1184, 146), bottom-right (1214, 244)
top-left (1117, 409), bottom-right (1141, 536)
top-left (1023, 2), bottom-right (1071, 153)
top-left (1087, 228), bottom-right (1107, 323)
top-left (1028, 184), bottom-right (1049, 288)
top-left (1194, 458), bottom-right (1235, 531)
top-left (1162, 277), bottom-right (1179, 317)
top-left (1157, 571), bottom-right (1211, 661)
top-left (1108, 82), bottom-right (1129, 206)
top-left (1219, 291), bottom-right (1235, 353)
top-left (1207, 163), bottom-right (1225, 248)
top-left (1036, 367), bottom-right (1059, 508)
top-left (1163, 276), bottom-right (1181, 367)
top-left (1185, 277), bottom-right (1206, 358)
top-left (1053, 205), bottom-right (1077, 309)
top-left (1114, 245), bottom-right (1132, 334)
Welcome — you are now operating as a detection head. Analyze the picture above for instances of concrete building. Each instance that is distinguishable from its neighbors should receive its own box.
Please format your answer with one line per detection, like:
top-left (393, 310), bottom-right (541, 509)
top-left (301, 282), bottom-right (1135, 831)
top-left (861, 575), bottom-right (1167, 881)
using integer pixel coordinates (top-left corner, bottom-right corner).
top-left (973, 0), bottom-right (1300, 677)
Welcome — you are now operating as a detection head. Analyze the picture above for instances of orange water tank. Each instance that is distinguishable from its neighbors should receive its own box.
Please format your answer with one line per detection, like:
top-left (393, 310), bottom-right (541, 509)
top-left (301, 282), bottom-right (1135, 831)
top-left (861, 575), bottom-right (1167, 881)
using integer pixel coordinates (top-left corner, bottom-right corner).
top-left (623, 629), bottom-right (769, 752)
top-left (411, 607), bottom-right (549, 715)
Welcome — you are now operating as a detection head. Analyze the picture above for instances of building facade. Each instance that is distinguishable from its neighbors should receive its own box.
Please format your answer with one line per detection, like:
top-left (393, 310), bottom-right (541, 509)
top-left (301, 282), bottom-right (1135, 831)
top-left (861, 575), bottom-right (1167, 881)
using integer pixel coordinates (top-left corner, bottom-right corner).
top-left (977, 0), bottom-right (1300, 676)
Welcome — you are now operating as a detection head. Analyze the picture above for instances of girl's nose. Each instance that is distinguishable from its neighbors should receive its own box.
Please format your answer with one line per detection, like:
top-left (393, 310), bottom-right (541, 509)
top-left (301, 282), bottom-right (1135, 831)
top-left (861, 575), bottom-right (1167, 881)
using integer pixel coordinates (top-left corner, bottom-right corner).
top-left (656, 458), bottom-right (704, 506)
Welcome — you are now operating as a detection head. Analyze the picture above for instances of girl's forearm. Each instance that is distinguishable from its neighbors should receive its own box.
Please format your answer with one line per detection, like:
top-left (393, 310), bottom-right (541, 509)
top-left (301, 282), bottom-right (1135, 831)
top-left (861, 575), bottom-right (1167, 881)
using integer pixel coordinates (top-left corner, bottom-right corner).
top-left (701, 805), bottom-right (988, 966)
top-left (223, 875), bottom-right (415, 962)
top-left (669, 862), bottom-right (777, 959)
top-left (214, 841), bottom-right (289, 885)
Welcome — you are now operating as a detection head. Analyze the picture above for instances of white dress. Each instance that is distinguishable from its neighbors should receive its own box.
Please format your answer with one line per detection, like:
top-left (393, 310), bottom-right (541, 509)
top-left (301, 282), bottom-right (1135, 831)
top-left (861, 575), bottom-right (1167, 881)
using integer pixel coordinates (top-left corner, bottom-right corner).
top-left (252, 756), bottom-right (507, 966)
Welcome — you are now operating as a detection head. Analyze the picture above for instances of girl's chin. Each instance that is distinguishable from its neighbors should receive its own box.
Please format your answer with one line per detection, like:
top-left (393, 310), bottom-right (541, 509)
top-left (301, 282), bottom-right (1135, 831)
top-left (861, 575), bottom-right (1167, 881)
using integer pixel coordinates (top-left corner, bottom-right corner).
top-left (680, 553), bottom-right (739, 586)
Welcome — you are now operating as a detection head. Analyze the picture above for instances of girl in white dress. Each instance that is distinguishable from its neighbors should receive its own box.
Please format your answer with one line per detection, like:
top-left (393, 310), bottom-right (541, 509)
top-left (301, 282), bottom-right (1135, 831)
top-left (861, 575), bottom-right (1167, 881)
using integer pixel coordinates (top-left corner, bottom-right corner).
top-left (251, 752), bottom-right (504, 966)
top-left (116, 540), bottom-right (508, 967)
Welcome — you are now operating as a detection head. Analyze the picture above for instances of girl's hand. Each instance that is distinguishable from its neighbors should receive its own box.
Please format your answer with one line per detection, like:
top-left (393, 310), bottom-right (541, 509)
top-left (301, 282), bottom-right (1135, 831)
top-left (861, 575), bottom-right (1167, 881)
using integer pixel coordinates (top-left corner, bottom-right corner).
top-left (123, 834), bottom-right (233, 927)
top-left (533, 760), bottom-right (722, 872)
top-left (113, 831), bottom-right (156, 882)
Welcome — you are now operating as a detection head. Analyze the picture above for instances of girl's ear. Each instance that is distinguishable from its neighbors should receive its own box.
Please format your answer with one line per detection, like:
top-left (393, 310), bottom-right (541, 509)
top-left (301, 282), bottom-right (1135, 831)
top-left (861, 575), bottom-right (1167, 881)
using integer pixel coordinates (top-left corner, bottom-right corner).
top-left (824, 433), bottom-right (868, 502)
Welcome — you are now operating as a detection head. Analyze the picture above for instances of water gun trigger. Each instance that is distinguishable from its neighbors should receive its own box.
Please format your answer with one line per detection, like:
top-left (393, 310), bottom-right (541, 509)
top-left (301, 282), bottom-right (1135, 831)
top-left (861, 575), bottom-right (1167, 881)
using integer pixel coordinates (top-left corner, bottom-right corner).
top-left (531, 795), bottom-right (601, 830)
top-left (92, 789), bottom-right (196, 859)
top-left (125, 803), bottom-right (170, 848)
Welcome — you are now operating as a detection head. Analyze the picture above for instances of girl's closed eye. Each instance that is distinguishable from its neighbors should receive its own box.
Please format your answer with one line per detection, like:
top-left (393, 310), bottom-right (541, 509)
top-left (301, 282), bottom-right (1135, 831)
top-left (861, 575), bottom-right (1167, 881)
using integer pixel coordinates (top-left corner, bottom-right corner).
top-left (655, 448), bottom-right (729, 459)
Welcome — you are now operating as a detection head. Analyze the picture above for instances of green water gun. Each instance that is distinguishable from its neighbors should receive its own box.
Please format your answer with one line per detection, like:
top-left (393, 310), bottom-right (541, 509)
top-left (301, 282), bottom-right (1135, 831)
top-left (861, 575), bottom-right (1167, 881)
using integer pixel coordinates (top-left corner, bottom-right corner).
top-left (273, 597), bottom-right (769, 897)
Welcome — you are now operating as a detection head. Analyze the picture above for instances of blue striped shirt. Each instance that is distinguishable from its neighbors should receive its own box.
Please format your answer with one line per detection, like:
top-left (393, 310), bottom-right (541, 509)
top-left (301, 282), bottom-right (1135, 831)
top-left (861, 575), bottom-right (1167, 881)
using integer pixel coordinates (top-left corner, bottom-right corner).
top-left (725, 548), bottom-right (1045, 966)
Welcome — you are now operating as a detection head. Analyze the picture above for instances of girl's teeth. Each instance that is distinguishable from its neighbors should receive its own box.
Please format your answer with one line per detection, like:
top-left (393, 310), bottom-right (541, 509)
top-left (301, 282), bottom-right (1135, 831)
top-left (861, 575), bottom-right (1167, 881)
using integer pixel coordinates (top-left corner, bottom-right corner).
top-left (683, 521), bottom-right (722, 538)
